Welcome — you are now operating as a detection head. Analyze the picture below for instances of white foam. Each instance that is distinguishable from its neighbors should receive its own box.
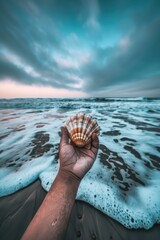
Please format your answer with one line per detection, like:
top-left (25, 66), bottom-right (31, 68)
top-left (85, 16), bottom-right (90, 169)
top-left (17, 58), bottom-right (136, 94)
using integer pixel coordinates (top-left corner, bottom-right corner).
top-left (0, 99), bottom-right (160, 229)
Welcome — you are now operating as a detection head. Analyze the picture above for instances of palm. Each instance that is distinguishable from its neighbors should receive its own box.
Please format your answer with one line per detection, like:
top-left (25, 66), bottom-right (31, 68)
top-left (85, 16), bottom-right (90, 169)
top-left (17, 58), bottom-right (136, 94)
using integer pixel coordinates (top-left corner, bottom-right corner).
top-left (59, 127), bottom-right (99, 180)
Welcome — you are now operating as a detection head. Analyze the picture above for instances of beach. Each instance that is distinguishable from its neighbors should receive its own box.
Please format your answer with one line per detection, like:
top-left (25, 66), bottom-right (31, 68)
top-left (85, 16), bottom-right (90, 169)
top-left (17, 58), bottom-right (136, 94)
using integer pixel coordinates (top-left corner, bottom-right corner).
top-left (0, 180), bottom-right (160, 240)
top-left (0, 98), bottom-right (160, 239)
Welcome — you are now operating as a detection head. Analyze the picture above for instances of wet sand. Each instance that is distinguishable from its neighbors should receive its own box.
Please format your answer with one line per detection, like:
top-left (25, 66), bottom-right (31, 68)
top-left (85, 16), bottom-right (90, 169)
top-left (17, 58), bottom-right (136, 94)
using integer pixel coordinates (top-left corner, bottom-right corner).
top-left (0, 180), bottom-right (160, 240)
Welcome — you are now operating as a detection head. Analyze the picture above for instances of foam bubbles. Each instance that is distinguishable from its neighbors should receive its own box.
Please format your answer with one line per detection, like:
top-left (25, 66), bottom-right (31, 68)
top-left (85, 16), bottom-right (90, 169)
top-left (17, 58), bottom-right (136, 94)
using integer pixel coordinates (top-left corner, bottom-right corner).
top-left (0, 98), bottom-right (160, 229)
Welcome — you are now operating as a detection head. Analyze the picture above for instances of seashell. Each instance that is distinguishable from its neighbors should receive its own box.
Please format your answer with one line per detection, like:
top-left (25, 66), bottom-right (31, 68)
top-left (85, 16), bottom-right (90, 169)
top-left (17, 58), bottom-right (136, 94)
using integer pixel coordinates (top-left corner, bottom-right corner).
top-left (65, 113), bottom-right (100, 147)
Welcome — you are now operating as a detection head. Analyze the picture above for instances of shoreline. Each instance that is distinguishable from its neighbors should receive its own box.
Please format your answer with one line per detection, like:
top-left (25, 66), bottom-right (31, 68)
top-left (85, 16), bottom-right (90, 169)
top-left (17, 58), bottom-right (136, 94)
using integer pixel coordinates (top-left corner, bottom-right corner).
top-left (0, 180), bottom-right (160, 240)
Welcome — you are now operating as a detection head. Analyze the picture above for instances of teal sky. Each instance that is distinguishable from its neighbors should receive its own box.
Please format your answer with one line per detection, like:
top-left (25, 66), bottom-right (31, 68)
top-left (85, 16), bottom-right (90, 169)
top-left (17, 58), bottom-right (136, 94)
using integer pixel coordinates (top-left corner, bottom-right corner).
top-left (0, 0), bottom-right (160, 97)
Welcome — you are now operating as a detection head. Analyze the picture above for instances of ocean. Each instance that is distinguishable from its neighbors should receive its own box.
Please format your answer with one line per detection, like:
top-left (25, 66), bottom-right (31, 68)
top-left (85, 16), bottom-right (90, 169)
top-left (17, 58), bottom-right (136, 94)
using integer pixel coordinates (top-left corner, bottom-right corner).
top-left (0, 98), bottom-right (160, 229)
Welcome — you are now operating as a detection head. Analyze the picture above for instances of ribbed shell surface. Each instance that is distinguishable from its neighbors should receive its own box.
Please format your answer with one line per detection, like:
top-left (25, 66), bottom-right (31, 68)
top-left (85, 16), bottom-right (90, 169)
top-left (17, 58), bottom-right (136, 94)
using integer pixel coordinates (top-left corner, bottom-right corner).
top-left (65, 113), bottom-right (100, 147)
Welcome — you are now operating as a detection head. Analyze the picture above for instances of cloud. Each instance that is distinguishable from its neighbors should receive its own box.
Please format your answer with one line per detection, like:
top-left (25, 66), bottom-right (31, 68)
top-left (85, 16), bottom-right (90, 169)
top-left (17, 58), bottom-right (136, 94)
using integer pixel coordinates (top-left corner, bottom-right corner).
top-left (82, 1), bottom-right (160, 96)
top-left (0, 52), bottom-right (82, 91)
top-left (0, 0), bottom-right (84, 92)
top-left (0, 1), bottom-right (60, 71)
top-left (0, 80), bottom-right (86, 98)
top-left (83, 0), bottom-right (100, 30)
top-left (0, 0), bottom-right (160, 97)
top-left (92, 75), bottom-right (160, 98)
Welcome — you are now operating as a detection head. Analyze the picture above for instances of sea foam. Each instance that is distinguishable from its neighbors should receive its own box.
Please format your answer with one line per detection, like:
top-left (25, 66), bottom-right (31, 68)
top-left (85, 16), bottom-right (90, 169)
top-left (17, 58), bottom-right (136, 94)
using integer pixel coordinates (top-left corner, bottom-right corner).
top-left (0, 98), bottom-right (160, 229)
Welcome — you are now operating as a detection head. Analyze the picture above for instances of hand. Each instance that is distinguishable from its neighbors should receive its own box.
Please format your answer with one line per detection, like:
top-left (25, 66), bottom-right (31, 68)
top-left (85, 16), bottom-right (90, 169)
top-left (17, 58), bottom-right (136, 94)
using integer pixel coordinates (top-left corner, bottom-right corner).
top-left (59, 127), bottom-right (99, 181)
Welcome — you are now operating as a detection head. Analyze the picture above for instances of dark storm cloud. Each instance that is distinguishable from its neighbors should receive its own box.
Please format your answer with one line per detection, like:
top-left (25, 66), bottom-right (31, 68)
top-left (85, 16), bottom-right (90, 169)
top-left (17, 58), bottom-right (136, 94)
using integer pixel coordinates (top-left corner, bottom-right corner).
top-left (0, 0), bottom-right (160, 97)
top-left (0, 1), bottom-right (58, 70)
top-left (83, 0), bottom-right (160, 96)
top-left (0, 0), bottom-right (81, 90)
top-left (0, 55), bottom-right (79, 90)
top-left (0, 56), bottom-right (39, 85)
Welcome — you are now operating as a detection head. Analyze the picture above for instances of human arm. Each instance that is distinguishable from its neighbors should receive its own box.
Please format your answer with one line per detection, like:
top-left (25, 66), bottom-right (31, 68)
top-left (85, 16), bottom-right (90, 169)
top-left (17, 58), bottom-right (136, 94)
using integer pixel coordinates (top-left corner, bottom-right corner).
top-left (21, 127), bottom-right (99, 240)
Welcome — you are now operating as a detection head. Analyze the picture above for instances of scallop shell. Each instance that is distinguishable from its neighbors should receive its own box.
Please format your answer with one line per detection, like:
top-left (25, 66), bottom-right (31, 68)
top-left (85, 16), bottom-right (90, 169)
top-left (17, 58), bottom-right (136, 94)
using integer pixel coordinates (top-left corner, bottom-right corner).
top-left (65, 113), bottom-right (100, 147)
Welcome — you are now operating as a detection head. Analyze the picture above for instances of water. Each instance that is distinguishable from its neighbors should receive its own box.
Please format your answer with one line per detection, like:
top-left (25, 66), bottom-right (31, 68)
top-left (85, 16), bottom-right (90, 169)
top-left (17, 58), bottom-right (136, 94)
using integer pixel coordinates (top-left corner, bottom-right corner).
top-left (0, 98), bottom-right (160, 229)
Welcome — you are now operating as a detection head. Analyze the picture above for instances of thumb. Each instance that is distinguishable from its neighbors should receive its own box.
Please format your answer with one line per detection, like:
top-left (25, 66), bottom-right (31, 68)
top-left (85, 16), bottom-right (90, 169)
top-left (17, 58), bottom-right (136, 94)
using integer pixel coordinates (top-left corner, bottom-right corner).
top-left (60, 126), bottom-right (69, 146)
top-left (91, 133), bottom-right (99, 154)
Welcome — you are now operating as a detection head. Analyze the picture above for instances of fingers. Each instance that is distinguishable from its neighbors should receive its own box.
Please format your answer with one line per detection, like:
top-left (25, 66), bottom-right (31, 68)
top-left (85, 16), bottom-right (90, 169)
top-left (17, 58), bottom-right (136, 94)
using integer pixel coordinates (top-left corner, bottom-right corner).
top-left (91, 133), bottom-right (99, 154)
top-left (60, 127), bottom-right (69, 146)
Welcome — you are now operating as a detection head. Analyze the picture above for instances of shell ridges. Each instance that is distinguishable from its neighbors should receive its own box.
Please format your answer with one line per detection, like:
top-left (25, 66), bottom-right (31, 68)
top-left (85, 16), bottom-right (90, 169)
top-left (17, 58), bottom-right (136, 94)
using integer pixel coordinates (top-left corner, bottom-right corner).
top-left (65, 113), bottom-right (100, 147)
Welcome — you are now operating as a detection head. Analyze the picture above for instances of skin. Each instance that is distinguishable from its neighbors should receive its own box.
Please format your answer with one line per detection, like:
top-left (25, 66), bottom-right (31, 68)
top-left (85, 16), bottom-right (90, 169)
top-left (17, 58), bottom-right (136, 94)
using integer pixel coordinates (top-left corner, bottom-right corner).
top-left (22, 126), bottom-right (99, 240)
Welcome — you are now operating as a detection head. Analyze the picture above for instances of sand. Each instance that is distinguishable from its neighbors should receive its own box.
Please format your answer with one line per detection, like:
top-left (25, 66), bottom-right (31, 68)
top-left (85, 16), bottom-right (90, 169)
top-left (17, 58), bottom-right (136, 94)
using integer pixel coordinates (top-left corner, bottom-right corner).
top-left (0, 180), bottom-right (160, 240)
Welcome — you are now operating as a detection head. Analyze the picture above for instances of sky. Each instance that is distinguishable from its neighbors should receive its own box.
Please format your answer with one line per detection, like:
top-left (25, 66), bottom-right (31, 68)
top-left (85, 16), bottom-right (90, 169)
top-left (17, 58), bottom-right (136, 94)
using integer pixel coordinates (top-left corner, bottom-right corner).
top-left (0, 0), bottom-right (160, 98)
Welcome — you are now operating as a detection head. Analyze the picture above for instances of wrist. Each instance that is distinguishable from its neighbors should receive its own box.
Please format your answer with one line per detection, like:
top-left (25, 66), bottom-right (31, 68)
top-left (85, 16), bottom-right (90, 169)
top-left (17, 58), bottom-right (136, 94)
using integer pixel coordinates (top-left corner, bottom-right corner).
top-left (49, 169), bottom-right (80, 199)
top-left (57, 169), bottom-right (81, 187)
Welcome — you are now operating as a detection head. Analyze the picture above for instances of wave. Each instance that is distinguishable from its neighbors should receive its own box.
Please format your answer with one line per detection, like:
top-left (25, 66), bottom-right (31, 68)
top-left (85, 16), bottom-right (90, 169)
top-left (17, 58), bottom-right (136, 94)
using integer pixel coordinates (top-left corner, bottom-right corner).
top-left (0, 98), bottom-right (160, 109)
